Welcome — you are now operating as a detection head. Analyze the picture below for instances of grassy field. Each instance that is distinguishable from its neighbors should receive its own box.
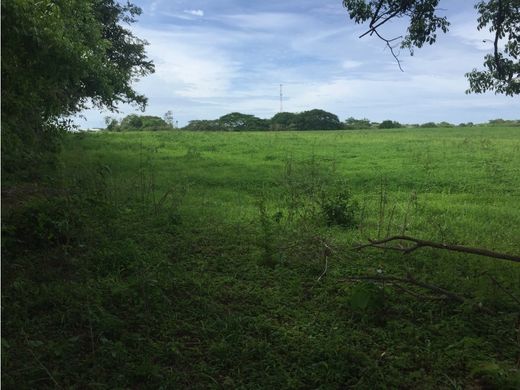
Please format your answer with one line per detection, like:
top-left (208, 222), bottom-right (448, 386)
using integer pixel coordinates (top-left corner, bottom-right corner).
top-left (3, 126), bottom-right (520, 388)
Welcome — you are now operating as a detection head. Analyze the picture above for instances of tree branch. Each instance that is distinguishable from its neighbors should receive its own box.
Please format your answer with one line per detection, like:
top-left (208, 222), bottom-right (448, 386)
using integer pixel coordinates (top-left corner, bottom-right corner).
top-left (341, 274), bottom-right (495, 314)
top-left (353, 235), bottom-right (520, 263)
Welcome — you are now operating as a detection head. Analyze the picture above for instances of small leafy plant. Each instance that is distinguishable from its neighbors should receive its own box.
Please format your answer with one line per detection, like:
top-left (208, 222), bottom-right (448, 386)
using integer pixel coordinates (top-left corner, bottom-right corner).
top-left (320, 188), bottom-right (358, 228)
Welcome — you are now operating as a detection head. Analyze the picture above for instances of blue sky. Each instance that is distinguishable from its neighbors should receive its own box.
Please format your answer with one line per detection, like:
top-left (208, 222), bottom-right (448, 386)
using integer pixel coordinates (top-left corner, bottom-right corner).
top-left (78, 0), bottom-right (518, 128)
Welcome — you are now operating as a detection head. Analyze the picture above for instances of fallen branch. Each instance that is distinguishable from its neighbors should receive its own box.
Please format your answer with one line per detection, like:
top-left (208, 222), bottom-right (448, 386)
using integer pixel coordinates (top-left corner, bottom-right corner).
top-left (341, 274), bottom-right (465, 303)
top-left (353, 235), bottom-right (520, 263)
top-left (486, 273), bottom-right (520, 307)
top-left (341, 274), bottom-right (495, 314)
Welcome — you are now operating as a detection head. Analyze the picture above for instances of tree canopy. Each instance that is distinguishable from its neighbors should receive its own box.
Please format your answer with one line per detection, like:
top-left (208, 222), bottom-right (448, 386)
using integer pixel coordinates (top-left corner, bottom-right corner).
top-left (182, 109), bottom-right (344, 132)
top-left (1, 0), bottom-right (154, 175)
top-left (105, 114), bottom-right (172, 132)
top-left (342, 0), bottom-right (520, 96)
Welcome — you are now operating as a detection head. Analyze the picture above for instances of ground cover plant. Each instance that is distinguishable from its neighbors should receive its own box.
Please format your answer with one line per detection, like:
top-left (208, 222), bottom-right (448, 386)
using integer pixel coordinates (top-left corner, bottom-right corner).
top-left (2, 126), bottom-right (520, 388)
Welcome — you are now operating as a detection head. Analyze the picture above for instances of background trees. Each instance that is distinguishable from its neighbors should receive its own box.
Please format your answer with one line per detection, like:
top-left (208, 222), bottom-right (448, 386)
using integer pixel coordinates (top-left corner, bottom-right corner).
top-left (1, 0), bottom-right (154, 176)
top-left (217, 112), bottom-right (270, 131)
top-left (178, 109), bottom-right (344, 132)
top-left (294, 109), bottom-right (344, 130)
top-left (342, 0), bottom-right (520, 96)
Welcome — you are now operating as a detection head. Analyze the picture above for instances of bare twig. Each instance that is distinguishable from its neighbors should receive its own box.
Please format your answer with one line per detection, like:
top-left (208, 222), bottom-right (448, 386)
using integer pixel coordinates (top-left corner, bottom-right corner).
top-left (391, 283), bottom-right (445, 301)
top-left (26, 342), bottom-right (61, 388)
top-left (353, 235), bottom-right (520, 263)
top-left (373, 30), bottom-right (404, 71)
top-left (317, 256), bottom-right (328, 282)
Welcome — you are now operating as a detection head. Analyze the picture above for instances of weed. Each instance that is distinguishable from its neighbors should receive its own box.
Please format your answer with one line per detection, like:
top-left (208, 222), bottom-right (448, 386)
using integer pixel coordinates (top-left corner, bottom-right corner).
top-left (320, 187), bottom-right (358, 228)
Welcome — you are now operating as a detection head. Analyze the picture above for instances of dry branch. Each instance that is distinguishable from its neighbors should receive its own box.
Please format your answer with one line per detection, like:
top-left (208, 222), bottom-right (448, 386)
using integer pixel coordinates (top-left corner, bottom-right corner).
top-left (353, 235), bottom-right (520, 263)
top-left (341, 274), bottom-right (495, 314)
top-left (341, 274), bottom-right (465, 303)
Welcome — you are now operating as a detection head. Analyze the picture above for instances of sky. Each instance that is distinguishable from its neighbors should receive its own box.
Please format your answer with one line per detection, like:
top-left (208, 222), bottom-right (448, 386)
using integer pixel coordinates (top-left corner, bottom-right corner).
top-left (77, 0), bottom-right (518, 129)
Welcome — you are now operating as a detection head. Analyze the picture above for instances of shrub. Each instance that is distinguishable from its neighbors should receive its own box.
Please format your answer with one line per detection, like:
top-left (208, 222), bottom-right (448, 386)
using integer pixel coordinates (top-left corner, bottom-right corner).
top-left (320, 189), bottom-right (358, 228)
top-left (378, 120), bottom-right (402, 129)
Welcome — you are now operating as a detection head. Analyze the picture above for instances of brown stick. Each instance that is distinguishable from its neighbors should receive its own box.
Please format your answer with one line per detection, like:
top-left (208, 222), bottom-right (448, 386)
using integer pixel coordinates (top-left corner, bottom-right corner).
top-left (341, 275), bottom-right (466, 303)
top-left (353, 235), bottom-right (520, 263)
top-left (341, 274), bottom-right (495, 314)
top-left (486, 273), bottom-right (520, 306)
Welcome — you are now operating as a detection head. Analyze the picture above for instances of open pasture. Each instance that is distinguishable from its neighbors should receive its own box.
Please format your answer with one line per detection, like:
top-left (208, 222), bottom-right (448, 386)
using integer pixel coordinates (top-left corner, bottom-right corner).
top-left (3, 126), bottom-right (520, 388)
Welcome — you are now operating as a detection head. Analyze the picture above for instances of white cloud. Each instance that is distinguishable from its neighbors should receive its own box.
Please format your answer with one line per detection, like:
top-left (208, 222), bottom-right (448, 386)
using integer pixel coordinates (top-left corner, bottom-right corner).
top-left (221, 12), bottom-right (311, 31)
top-left (184, 9), bottom-right (204, 17)
top-left (342, 60), bottom-right (362, 69)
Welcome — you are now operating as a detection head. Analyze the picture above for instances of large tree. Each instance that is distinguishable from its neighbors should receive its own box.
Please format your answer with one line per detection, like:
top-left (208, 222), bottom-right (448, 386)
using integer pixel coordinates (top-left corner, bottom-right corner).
top-left (342, 0), bottom-right (520, 96)
top-left (1, 0), bottom-right (154, 175)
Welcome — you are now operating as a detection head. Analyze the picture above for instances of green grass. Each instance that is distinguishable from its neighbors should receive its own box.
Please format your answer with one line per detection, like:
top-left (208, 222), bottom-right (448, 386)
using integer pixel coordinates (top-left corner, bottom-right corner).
top-left (3, 127), bottom-right (520, 388)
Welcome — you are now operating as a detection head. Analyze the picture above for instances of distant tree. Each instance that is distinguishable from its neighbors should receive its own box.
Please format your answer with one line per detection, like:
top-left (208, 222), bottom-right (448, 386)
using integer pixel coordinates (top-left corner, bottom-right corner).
top-left (104, 116), bottom-right (120, 131)
top-left (295, 109), bottom-right (343, 130)
top-left (163, 111), bottom-right (175, 128)
top-left (2, 0), bottom-right (154, 175)
top-left (420, 122), bottom-right (438, 128)
top-left (342, 0), bottom-right (520, 96)
top-left (438, 121), bottom-right (454, 128)
top-left (378, 120), bottom-right (402, 129)
top-left (112, 114), bottom-right (171, 131)
top-left (488, 118), bottom-right (520, 126)
top-left (183, 120), bottom-right (221, 131)
top-left (217, 112), bottom-right (269, 131)
top-left (344, 117), bottom-right (372, 130)
top-left (120, 114), bottom-right (143, 130)
top-left (271, 112), bottom-right (299, 130)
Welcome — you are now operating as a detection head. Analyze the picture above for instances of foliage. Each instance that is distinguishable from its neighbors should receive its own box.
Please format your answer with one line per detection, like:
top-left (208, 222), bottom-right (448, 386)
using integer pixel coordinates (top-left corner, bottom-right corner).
top-left (183, 110), bottom-right (343, 131)
top-left (466, 0), bottom-right (520, 96)
top-left (218, 112), bottom-right (270, 131)
top-left (344, 117), bottom-right (372, 130)
top-left (342, 0), bottom-right (449, 50)
top-left (1, 0), bottom-right (154, 176)
top-left (183, 119), bottom-right (222, 131)
top-left (295, 109), bottom-right (343, 130)
top-left (270, 112), bottom-right (299, 130)
top-left (182, 112), bottom-right (519, 133)
top-left (182, 114), bottom-right (269, 131)
top-left (163, 110), bottom-right (175, 128)
top-left (378, 120), bottom-right (402, 129)
top-left (342, 0), bottom-right (520, 95)
top-left (488, 118), bottom-right (520, 127)
top-left (320, 188), bottom-right (358, 227)
top-left (106, 114), bottom-right (172, 131)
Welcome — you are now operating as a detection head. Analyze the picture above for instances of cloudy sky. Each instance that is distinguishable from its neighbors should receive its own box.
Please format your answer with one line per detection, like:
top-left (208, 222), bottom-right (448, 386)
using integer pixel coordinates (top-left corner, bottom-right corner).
top-left (78, 0), bottom-right (518, 128)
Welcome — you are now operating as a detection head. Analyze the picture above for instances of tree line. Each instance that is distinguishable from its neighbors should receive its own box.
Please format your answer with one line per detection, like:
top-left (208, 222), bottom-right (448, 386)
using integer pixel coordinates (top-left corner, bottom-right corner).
top-left (103, 111), bottom-right (520, 132)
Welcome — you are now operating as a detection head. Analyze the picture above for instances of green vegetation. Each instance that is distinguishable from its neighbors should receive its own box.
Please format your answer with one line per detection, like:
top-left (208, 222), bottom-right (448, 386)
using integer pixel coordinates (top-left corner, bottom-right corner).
top-left (183, 109), bottom-right (343, 131)
top-left (378, 120), bottom-right (402, 129)
top-left (1, 0), bottom-right (153, 178)
top-left (3, 126), bottom-right (520, 388)
top-left (105, 114), bottom-right (173, 132)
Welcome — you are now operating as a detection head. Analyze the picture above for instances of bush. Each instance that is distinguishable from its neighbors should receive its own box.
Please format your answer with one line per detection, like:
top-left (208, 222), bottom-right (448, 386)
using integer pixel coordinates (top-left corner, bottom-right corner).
top-left (320, 189), bottom-right (358, 228)
top-left (378, 120), bottom-right (402, 129)
top-left (107, 115), bottom-right (172, 132)
top-left (344, 117), bottom-right (372, 130)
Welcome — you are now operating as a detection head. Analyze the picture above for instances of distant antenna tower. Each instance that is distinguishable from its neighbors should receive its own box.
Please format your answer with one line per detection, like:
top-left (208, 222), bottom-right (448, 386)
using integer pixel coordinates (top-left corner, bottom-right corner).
top-left (279, 84), bottom-right (283, 112)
